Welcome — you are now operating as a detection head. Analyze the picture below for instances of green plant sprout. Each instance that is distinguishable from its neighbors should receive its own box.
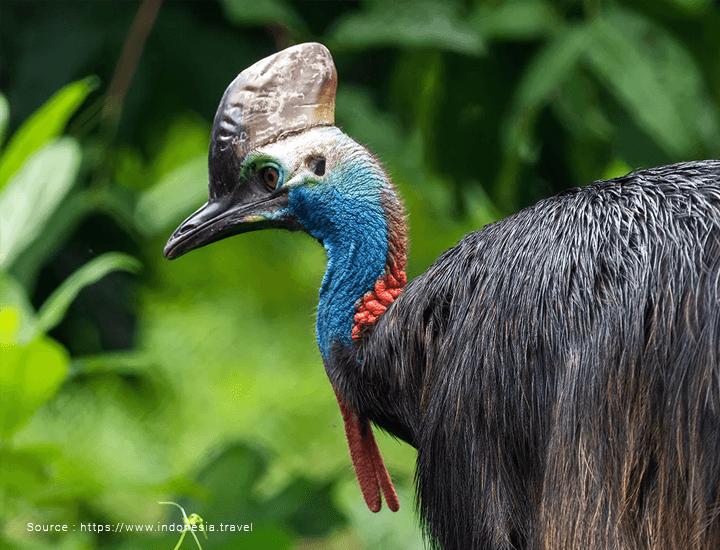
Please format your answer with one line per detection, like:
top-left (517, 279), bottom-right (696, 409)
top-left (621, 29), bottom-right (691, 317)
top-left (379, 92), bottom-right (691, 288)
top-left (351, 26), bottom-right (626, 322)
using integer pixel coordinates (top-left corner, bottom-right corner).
top-left (158, 501), bottom-right (208, 550)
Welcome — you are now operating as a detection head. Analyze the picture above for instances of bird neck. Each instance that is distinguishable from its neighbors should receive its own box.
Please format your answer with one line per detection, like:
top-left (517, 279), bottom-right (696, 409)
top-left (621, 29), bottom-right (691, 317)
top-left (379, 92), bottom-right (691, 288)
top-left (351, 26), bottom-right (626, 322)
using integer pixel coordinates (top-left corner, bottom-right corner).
top-left (288, 154), bottom-right (407, 360)
top-left (317, 224), bottom-right (406, 358)
top-left (350, 231), bottom-right (407, 342)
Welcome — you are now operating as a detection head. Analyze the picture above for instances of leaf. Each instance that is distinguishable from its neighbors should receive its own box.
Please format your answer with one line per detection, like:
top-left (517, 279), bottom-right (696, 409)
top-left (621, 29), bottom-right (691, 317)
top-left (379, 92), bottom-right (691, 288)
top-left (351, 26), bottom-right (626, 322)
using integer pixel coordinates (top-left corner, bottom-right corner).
top-left (468, 0), bottom-right (560, 41)
top-left (219, 0), bottom-right (302, 30)
top-left (36, 252), bottom-right (141, 334)
top-left (146, 112), bottom-right (211, 185)
top-left (335, 88), bottom-right (404, 162)
top-left (0, 316), bottom-right (70, 439)
top-left (602, 158), bottom-right (633, 180)
top-left (135, 156), bottom-right (208, 236)
top-left (497, 25), bottom-right (590, 212)
top-left (0, 137), bottom-right (82, 270)
top-left (506, 25), bottom-right (591, 156)
top-left (0, 273), bottom-right (37, 344)
top-left (551, 68), bottom-right (613, 141)
top-left (512, 26), bottom-right (589, 139)
top-left (331, 1), bottom-right (485, 56)
top-left (390, 49), bottom-right (445, 155)
top-left (0, 445), bottom-right (58, 500)
top-left (0, 93), bottom-right (9, 148)
top-left (584, 7), bottom-right (718, 157)
top-left (660, 0), bottom-right (712, 13)
top-left (0, 76), bottom-right (97, 191)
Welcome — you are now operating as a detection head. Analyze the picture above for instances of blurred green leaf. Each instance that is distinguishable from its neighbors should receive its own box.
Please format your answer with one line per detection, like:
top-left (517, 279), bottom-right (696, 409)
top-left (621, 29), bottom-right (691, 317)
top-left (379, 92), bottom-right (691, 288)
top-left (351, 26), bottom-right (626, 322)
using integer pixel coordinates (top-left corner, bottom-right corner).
top-left (220, 0), bottom-right (302, 30)
top-left (336, 88), bottom-right (404, 162)
top-left (36, 252), bottom-right (141, 334)
top-left (551, 68), bottom-right (613, 140)
top-left (0, 77), bottom-right (97, 191)
top-left (336, 480), bottom-right (422, 550)
top-left (660, 0), bottom-right (713, 13)
top-left (0, 93), bottom-right (9, 147)
top-left (112, 145), bottom-right (148, 191)
top-left (584, 8), bottom-right (717, 157)
top-left (0, 273), bottom-right (38, 344)
top-left (0, 137), bottom-right (82, 271)
top-left (463, 182), bottom-right (500, 230)
top-left (332, 1), bottom-right (485, 56)
top-left (390, 49), bottom-right (445, 167)
top-left (498, 25), bottom-right (590, 212)
top-left (0, 276), bottom-right (71, 440)
top-left (171, 443), bottom-right (342, 548)
top-left (135, 156), bottom-right (207, 236)
top-left (469, 0), bottom-right (560, 41)
top-left (147, 113), bottom-right (211, 185)
top-left (129, 114), bottom-right (210, 233)
top-left (602, 158), bottom-right (633, 180)
top-left (112, 113), bottom-right (209, 194)
top-left (69, 350), bottom-right (154, 379)
top-left (7, 191), bottom-right (89, 294)
top-left (505, 25), bottom-right (590, 159)
top-left (0, 312), bottom-right (70, 439)
top-left (0, 445), bottom-right (60, 502)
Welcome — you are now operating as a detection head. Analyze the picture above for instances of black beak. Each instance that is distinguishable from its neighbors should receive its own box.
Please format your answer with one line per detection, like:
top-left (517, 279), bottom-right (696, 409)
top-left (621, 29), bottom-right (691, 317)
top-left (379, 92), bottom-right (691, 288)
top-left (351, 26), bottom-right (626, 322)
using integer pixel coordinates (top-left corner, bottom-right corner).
top-left (164, 185), bottom-right (297, 260)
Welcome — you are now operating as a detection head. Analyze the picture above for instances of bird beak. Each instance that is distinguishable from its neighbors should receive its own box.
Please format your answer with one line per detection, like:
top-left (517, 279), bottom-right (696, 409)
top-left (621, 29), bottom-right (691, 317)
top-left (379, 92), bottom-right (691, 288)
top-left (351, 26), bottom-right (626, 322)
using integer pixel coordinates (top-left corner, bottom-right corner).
top-left (163, 188), bottom-right (296, 260)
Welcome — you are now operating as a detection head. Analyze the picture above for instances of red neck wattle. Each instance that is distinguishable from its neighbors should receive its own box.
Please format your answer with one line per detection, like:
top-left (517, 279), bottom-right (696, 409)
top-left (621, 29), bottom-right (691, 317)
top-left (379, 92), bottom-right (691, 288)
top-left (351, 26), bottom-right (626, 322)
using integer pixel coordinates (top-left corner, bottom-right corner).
top-left (351, 260), bottom-right (407, 341)
top-left (337, 256), bottom-right (406, 513)
top-left (335, 394), bottom-right (400, 512)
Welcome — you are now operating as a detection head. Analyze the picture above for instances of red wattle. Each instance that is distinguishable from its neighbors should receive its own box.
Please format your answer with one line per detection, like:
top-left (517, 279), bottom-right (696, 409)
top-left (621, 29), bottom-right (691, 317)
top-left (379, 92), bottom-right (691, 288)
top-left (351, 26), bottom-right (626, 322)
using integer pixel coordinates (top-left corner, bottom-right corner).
top-left (336, 393), bottom-right (399, 512)
top-left (351, 257), bottom-right (407, 340)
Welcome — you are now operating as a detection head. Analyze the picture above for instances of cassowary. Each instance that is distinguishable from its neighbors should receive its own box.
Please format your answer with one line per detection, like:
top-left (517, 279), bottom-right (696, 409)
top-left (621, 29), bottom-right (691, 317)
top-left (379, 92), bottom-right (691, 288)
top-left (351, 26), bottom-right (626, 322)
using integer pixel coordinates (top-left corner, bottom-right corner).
top-left (165, 43), bottom-right (720, 550)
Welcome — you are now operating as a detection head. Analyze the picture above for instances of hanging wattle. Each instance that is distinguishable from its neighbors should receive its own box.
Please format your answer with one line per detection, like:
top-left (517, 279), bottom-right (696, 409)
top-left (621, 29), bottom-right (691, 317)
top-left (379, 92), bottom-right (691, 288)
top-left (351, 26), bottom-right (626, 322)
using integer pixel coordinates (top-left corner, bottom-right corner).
top-left (337, 230), bottom-right (406, 513)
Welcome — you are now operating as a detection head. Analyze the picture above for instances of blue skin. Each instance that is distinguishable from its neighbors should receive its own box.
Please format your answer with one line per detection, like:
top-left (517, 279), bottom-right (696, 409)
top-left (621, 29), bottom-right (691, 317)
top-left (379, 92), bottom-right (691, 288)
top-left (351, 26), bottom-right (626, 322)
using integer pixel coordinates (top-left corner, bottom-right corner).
top-left (246, 128), bottom-right (390, 359)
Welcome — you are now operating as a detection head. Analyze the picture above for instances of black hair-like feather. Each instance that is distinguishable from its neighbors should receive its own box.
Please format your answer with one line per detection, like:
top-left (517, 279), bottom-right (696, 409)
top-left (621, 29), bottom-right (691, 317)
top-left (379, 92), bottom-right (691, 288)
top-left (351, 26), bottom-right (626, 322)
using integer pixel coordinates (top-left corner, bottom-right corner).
top-left (326, 160), bottom-right (720, 550)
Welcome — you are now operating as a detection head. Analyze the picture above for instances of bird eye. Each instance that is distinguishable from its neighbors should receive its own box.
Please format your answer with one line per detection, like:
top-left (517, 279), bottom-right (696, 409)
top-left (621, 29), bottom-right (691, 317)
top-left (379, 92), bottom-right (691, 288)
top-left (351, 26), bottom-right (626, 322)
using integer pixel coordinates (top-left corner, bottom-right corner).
top-left (313, 158), bottom-right (326, 177)
top-left (261, 166), bottom-right (279, 189)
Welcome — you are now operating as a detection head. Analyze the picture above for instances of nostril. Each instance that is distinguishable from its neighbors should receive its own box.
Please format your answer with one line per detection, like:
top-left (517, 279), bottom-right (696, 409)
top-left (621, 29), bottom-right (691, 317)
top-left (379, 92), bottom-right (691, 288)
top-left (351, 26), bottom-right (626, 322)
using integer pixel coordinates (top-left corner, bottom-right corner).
top-left (179, 221), bottom-right (196, 233)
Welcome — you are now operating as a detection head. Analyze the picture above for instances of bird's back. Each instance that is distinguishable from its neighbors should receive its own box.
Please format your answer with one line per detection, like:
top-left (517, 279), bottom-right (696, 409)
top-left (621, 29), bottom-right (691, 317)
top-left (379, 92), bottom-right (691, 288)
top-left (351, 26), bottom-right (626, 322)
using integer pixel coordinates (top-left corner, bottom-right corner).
top-left (359, 159), bottom-right (720, 550)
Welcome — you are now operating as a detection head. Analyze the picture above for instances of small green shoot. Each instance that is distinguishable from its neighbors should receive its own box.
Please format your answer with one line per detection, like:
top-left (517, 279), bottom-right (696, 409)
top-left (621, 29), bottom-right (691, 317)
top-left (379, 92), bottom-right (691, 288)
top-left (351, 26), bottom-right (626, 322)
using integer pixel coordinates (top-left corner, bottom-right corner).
top-left (158, 501), bottom-right (207, 550)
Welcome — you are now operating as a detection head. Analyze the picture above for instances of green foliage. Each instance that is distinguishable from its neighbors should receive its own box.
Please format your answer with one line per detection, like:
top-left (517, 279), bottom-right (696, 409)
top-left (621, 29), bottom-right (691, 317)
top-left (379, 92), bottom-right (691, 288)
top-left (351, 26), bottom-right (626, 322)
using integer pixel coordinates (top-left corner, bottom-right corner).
top-left (586, 7), bottom-right (713, 157)
top-left (220, 0), bottom-right (302, 31)
top-left (36, 252), bottom-right (141, 334)
top-left (469, 1), bottom-right (560, 40)
top-left (0, 139), bottom-right (82, 270)
top-left (332, 1), bottom-right (485, 55)
top-left (1, 1), bottom-right (719, 549)
top-left (135, 156), bottom-right (208, 237)
top-left (0, 94), bottom-right (9, 147)
top-left (0, 77), bottom-right (98, 191)
top-left (0, 80), bottom-right (145, 549)
top-left (0, 282), bottom-right (69, 439)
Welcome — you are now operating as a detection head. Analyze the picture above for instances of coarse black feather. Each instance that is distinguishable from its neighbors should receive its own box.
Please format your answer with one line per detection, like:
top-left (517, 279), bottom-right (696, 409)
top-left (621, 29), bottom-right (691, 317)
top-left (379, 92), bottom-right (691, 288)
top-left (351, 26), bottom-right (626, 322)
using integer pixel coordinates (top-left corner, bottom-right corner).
top-left (326, 160), bottom-right (720, 550)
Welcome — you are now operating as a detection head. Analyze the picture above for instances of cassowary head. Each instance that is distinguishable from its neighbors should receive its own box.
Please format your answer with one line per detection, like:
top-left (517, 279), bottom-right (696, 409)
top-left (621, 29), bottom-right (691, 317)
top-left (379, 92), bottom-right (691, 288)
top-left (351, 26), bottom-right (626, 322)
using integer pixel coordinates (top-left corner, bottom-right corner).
top-left (164, 43), bottom-right (403, 276)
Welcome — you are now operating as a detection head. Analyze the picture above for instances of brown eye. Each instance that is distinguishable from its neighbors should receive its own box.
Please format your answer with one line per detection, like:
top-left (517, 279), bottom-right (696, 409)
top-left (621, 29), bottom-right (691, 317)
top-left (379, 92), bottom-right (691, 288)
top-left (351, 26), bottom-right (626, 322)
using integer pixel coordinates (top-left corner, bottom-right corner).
top-left (261, 166), bottom-right (279, 189)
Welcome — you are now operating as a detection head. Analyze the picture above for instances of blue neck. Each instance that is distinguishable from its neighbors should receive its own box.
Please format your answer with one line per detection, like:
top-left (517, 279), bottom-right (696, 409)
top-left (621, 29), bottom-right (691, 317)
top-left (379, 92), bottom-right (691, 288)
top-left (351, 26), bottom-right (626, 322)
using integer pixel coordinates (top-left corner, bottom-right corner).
top-left (288, 149), bottom-right (389, 359)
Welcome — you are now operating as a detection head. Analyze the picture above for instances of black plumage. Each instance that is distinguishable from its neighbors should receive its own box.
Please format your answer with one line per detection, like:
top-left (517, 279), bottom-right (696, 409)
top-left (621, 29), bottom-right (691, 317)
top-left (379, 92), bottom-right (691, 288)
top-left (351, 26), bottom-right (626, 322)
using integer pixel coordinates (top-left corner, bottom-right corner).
top-left (328, 161), bottom-right (720, 550)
